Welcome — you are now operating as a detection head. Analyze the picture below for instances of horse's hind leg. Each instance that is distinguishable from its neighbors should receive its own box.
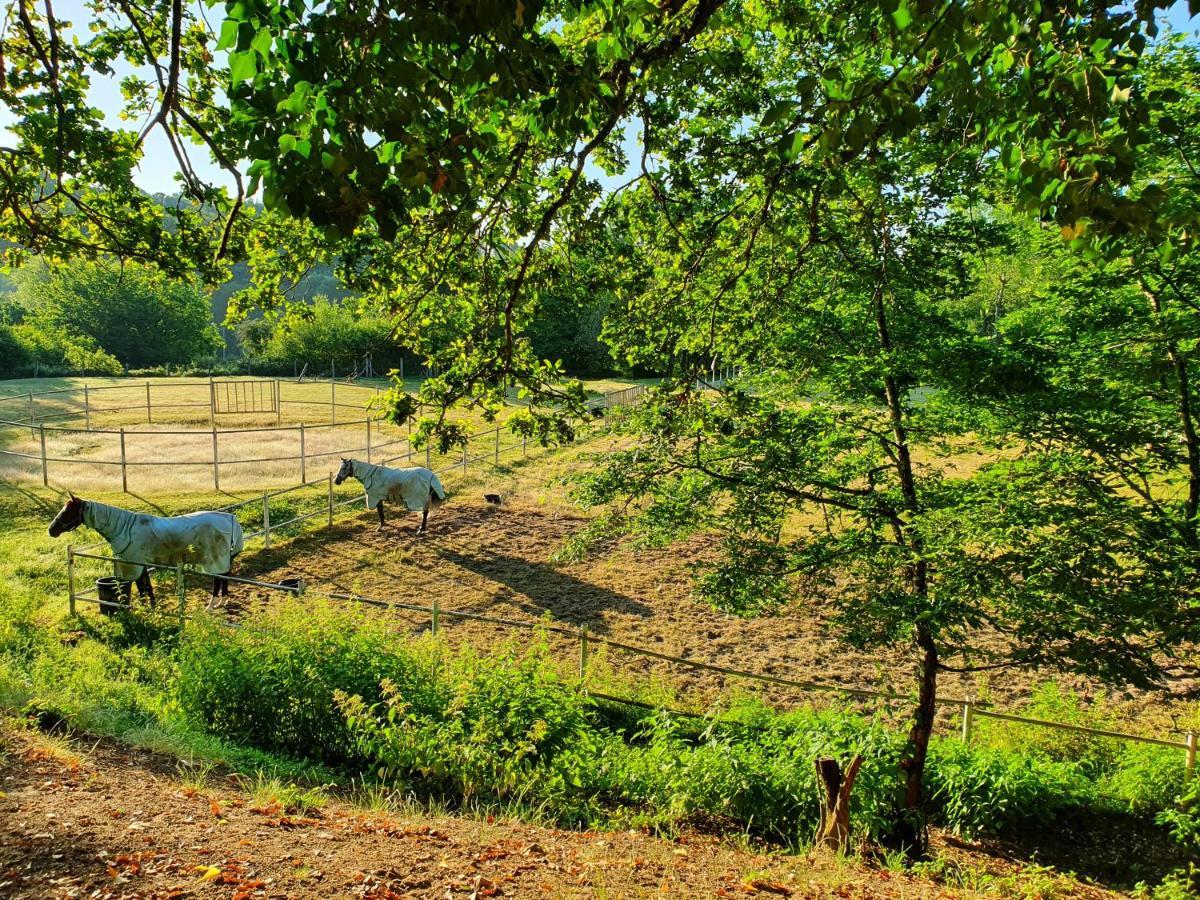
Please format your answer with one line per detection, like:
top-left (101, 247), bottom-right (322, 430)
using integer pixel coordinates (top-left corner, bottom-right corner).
top-left (136, 570), bottom-right (155, 608)
top-left (417, 505), bottom-right (428, 535)
top-left (376, 502), bottom-right (386, 532)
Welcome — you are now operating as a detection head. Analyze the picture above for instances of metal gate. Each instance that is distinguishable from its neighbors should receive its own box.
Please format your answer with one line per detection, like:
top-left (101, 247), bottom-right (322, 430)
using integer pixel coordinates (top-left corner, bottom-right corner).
top-left (210, 379), bottom-right (280, 415)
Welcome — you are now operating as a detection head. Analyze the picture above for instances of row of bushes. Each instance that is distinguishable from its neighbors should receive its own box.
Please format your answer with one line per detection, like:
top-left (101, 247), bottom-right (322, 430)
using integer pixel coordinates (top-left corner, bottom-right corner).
top-left (173, 600), bottom-right (1189, 846)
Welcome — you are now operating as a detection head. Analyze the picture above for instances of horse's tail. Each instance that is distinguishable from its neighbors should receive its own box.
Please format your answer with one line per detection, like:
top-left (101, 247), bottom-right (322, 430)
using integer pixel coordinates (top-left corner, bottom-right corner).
top-left (429, 473), bottom-right (447, 503)
top-left (227, 514), bottom-right (245, 555)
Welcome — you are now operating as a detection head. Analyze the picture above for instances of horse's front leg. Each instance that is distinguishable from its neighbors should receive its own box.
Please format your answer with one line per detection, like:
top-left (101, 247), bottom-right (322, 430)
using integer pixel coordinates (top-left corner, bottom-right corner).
top-left (376, 502), bottom-right (386, 532)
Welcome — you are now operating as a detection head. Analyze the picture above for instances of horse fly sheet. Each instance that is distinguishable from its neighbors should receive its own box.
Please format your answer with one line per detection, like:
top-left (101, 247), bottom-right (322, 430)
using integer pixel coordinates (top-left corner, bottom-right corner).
top-left (83, 501), bottom-right (245, 581)
top-left (352, 460), bottom-right (446, 511)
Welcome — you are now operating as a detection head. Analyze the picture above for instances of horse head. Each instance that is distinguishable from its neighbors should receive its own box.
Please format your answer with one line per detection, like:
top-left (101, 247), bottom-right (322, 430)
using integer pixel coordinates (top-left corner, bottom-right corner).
top-left (48, 492), bottom-right (85, 538)
top-left (334, 458), bottom-right (353, 485)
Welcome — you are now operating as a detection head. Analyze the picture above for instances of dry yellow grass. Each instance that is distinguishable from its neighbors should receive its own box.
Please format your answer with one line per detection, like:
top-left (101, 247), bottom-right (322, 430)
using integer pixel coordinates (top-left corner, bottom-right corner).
top-left (0, 376), bottom-right (647, 493)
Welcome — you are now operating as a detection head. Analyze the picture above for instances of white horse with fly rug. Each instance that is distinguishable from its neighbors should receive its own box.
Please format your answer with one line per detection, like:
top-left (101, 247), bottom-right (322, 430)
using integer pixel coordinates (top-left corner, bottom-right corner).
top-left (48, 494), bottom-right (244, 606)
top-left (334, 458), bottom-right (446, 533)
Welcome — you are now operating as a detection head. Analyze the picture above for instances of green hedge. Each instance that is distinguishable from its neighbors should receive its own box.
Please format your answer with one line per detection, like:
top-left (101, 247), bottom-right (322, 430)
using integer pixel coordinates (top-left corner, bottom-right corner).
top-left (174, 599), bottom-right (1185, 846)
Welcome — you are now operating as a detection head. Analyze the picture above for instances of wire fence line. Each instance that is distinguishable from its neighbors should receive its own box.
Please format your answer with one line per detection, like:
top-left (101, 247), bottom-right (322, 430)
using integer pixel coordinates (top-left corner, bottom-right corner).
top-left (0, 376), bottom-right (656, 492)
top-left (63, 542), bottom-right (1199, 778)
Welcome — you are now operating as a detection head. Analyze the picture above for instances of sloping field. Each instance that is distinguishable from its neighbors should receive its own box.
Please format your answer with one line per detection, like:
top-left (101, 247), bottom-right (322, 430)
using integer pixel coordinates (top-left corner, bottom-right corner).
top-left (220, 433), bottom-right (1164, 731)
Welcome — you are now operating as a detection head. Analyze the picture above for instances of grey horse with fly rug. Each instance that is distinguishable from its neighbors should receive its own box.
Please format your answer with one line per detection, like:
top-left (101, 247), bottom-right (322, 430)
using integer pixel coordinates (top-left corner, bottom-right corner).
top-left (335, 458), bottom-right (446, 533)
top-left (48, 494), bottom-right (244, 606)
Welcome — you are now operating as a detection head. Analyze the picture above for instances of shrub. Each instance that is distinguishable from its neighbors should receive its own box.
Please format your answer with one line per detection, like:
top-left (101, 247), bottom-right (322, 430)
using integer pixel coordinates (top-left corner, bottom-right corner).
top-left (171, 603), bottom-right (1179, 847)
top-left (926, 740), bottom-right (1095, 836)
top-left (176, 601), bottom-right (445, 763)
top-left (0, 324), bottom-right (32, 378)
top-left (11, 322), bottom-right (123, 376)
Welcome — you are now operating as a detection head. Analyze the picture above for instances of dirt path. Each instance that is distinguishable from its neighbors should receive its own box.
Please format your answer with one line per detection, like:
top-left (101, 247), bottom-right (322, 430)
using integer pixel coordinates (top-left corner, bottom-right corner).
top-left (0, 726), bottom-right (1004, 900)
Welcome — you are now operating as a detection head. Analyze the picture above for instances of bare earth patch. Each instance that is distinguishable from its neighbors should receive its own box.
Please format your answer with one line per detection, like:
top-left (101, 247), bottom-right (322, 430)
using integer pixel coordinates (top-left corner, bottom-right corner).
top-left (0, 726), bottom-right (1117, 899)
top-left (228, 494), bottom-right (1143, 719)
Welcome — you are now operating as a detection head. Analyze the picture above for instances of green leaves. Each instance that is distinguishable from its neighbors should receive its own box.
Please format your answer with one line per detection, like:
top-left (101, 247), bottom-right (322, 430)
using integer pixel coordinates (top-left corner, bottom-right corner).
top-left (228, 50), bottom-right (257, 85)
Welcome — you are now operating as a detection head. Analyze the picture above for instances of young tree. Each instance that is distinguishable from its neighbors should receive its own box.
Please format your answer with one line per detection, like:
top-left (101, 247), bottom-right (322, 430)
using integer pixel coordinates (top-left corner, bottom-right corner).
top-left (13, 261), bottom-right (221, 369)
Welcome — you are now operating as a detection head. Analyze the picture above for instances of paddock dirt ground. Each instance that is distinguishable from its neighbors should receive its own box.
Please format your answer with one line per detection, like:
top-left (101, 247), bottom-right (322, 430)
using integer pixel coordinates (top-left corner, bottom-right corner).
top-left (217, 432), bottom-right (1187, 733)
top-left (0, 725), bottom-right (1127, 899)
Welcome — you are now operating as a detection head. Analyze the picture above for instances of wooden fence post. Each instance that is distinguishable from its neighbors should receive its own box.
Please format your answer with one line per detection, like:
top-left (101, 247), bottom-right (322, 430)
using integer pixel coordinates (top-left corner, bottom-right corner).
top-left (119, 427), bottom-right (128, 492)
top-left (211, 426), bottom-right (220, 491)
top-left (67, 545), bottom-right (76, 616)
top-left (366, 417), bottom-right (372, 463)
top-left (27, 390), bottom-right (34, 436)
top-left (1188, 732), bottom-right (1197, 782)
top-left (262, 493), bottom-right (271, 549)
top-left (83, 384), bottom-right (91, 430)
top-left (176, 563), bottom-right (187, 627)
top-left (431, 597), bottom-right (440, 635)
top-left (327, 472), bottom-right (334, 527)
top-left (208, 377), bottom-right (215, 425)
top-left (39, 424), bottom-right (48, 486)
top-left (299, 422), bottom-right (307, 482)
top-left (961, 699), bottom-right (974, 743)
top-left (275, 379), bottom-right (282, 425)
top-left (146, 382), bottom-right (152, 424)
top-left (330, 362), bottom-right (336, 424)
top-left (494, 427), bottom-right (500, 464)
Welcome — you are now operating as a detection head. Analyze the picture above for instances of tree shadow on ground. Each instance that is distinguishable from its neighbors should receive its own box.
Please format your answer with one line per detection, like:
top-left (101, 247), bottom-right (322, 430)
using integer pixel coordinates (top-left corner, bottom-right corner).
top-left (945, 807), bottom-right (1185, 891)
top-left (436, 548), bottom-right (650, 633)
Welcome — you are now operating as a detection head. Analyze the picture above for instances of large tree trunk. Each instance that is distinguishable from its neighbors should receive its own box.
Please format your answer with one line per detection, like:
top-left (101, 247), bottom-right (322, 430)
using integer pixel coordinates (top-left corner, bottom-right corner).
top-left (903, 625), bottom-right (938, 812)
top-left (873, 276), bottom-right (938, 848)
top-left (1143, 280), bottom-right (1200, 543)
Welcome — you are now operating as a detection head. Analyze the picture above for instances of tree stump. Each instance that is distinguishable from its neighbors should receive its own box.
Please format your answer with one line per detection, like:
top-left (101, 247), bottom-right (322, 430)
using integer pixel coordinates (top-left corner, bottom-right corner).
top-left (814, 755), bottom-right (864, 853)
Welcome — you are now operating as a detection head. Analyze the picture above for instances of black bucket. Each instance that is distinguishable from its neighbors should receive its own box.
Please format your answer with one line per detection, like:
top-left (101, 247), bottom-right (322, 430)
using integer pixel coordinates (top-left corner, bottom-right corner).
top-left (96, 577), bottom-right (123, 616)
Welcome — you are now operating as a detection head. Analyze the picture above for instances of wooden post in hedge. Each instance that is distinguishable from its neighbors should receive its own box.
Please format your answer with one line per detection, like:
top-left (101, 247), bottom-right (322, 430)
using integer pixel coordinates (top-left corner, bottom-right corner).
top-left (814, 755), bottom-right (863, 854)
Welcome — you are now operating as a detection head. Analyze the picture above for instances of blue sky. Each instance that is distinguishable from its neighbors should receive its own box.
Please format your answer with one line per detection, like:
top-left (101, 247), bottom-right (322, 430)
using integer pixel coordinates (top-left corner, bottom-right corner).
top-left (2, 1), bottom-right (1197, 196)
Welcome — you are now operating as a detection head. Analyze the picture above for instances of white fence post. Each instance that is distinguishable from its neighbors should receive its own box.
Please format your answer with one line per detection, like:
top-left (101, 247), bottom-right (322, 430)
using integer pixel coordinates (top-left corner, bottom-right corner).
top-left (67, 545), bottom-right (76, 616)
top-left (39, 424), bottom-right (48, 486)
top-left (299, 422), bottom-right (307, 482)
top-left (960, 699), bottom-right (974, 743)
top-left (262, 493), bottom-right (271, 549)
top-left (119, 427), bottom-right (128, 492)
top-left (146, 382), bottom-right (152, 424)
top-left (211, 426), bottom-right (220, 491)
top-left (327, 472), bottom-right (334, 527)
top-left (83, 384), bottom-right (91, 430)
